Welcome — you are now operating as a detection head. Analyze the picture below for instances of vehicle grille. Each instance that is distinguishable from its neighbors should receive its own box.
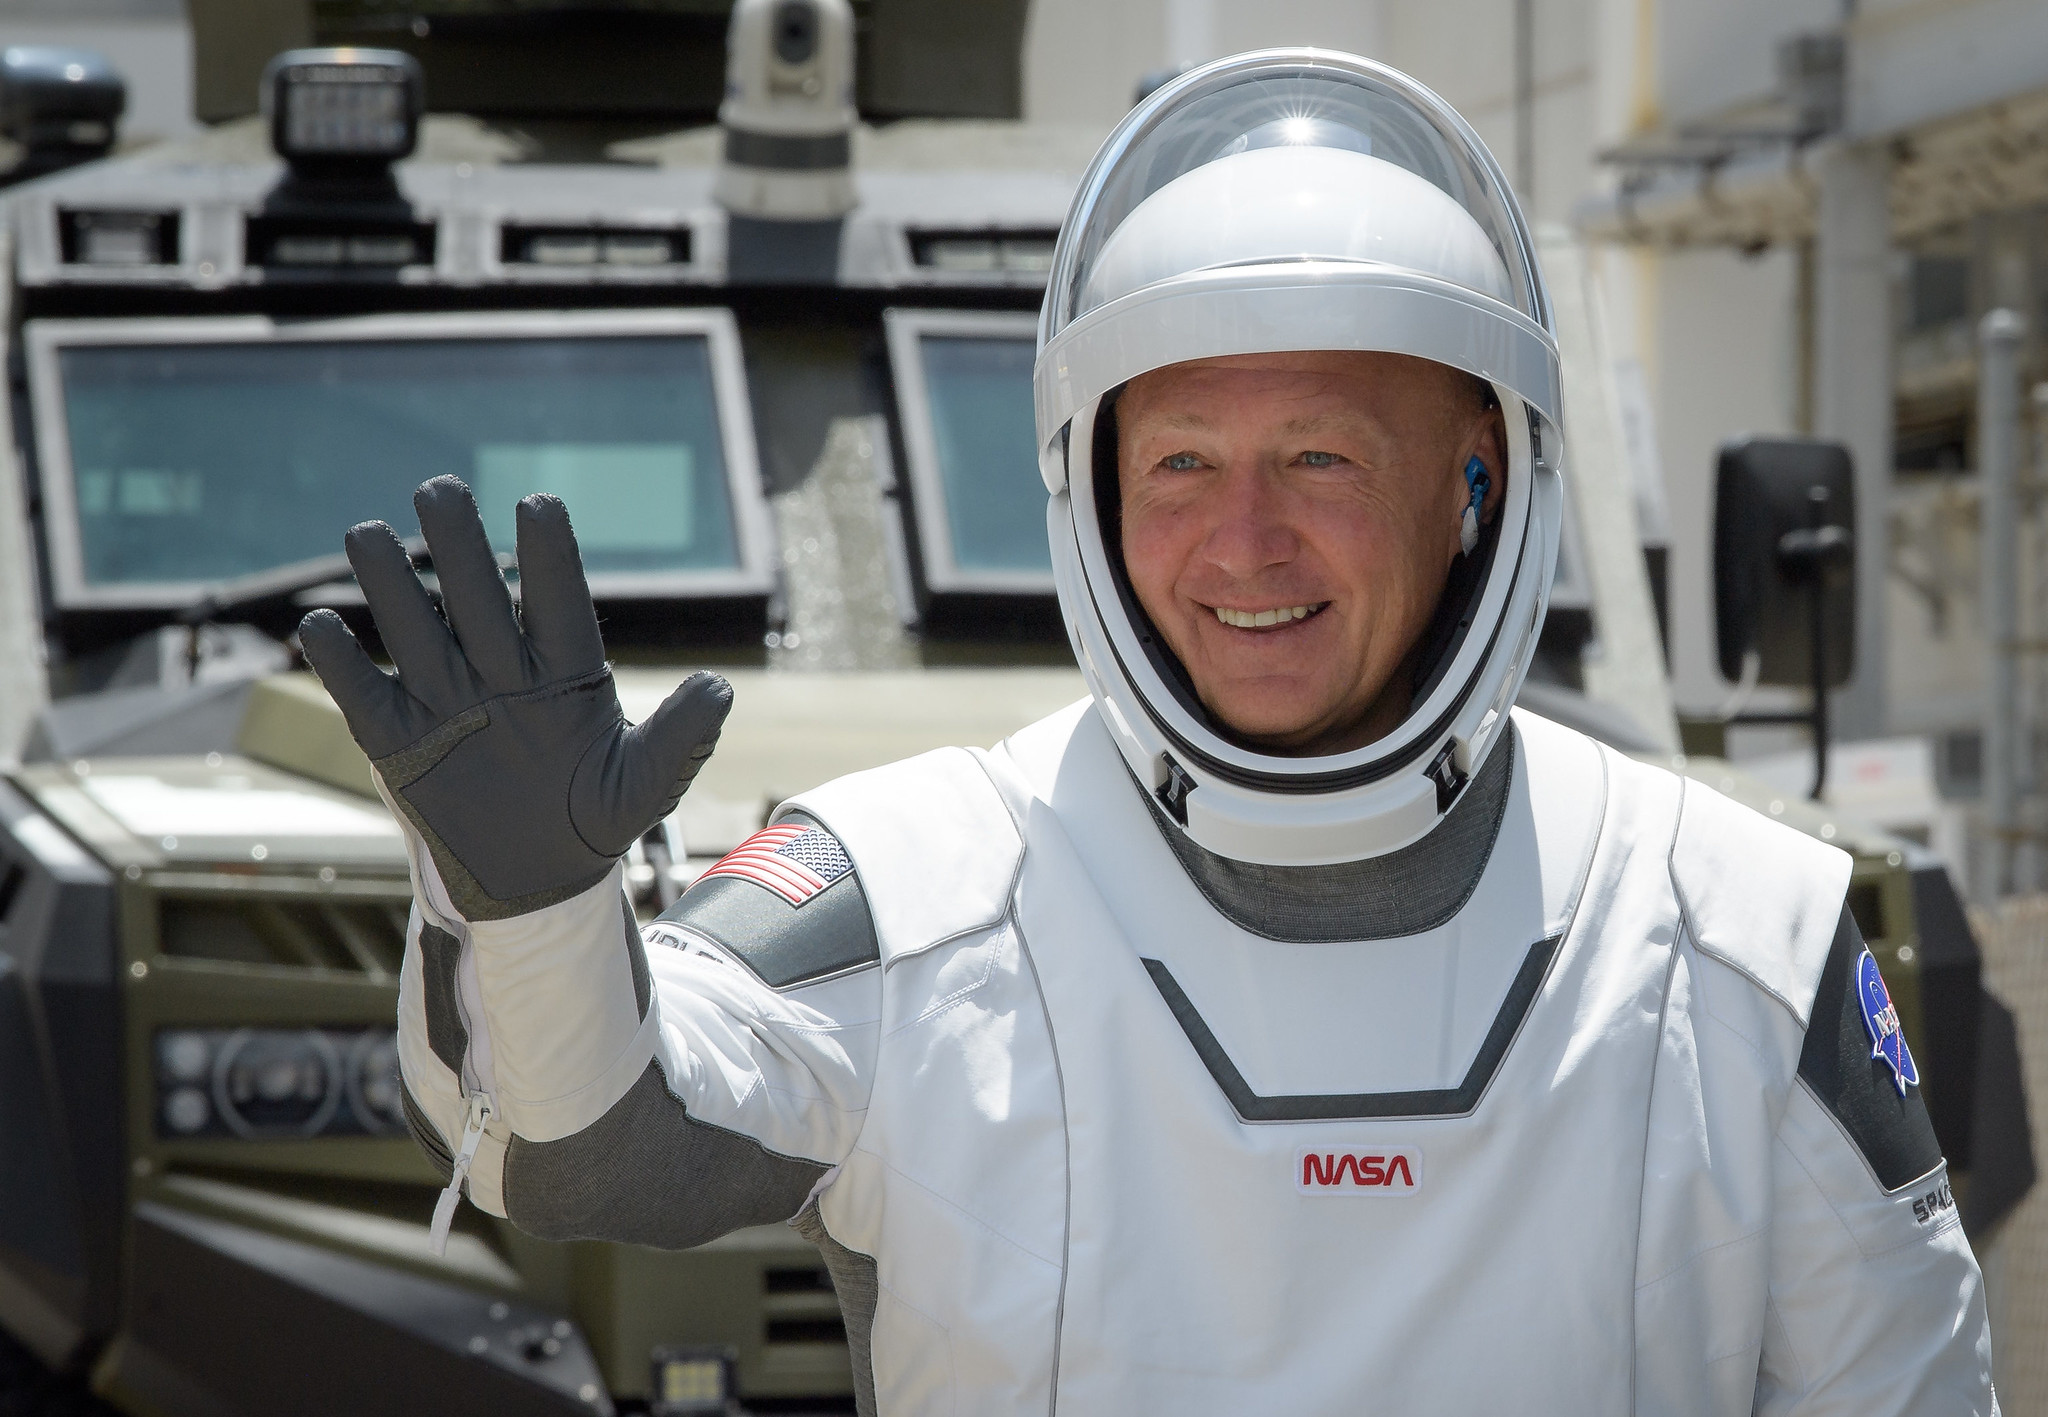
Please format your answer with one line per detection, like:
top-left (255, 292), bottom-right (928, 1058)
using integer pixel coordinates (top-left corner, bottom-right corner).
top-left (158, 895), bottom-right (407, 977)
top-left (500, 224), bottom-right (691, 267)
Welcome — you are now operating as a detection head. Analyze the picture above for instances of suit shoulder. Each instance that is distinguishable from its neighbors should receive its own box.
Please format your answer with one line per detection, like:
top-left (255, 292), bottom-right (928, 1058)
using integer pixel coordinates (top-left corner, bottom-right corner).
top-left (654, 813), bottom-right (879, 991)
top-left (1668, 777), bottom-right (1853, 1026)
top-left (787, 740), bottom-right (1024, 963)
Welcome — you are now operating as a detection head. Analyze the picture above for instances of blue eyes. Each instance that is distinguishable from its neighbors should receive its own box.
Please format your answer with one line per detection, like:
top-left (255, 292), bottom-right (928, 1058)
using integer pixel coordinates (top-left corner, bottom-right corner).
top-left (1156, 450), bottom-right (1344, 471)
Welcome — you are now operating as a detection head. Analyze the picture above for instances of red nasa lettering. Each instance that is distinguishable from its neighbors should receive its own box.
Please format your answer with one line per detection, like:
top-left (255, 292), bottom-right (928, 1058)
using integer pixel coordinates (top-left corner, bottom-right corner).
top-left (1296, 1146), bottom-right (1422, 1194)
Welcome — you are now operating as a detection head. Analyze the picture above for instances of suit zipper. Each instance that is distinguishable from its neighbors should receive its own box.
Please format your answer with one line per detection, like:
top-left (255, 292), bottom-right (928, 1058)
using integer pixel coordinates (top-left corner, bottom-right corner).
top-left (429, 928), bottom-right (501, 1255)
top-left (430, 1089), bottom-right (495, 1256)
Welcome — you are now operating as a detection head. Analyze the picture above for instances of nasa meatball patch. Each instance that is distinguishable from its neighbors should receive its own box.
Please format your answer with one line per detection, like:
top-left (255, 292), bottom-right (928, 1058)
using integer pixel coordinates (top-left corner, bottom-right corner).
top-left (1857, 949), bottom-right (1919, 1096)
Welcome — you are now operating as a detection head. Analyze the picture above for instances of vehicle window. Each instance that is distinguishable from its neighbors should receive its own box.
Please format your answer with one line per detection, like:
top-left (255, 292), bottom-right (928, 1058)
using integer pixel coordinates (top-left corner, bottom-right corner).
top-left (884, 309), bottom-right (1051, 594)
top-left (52, 333), bottom-right (743, 591)
top-left (916, 333), bottom-right (1048, 576)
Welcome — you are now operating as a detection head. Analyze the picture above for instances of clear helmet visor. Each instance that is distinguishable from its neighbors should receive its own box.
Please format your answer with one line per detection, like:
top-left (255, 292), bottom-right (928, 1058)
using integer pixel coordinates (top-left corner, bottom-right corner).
top-left (1042, 51), bottom-right (1547, 350)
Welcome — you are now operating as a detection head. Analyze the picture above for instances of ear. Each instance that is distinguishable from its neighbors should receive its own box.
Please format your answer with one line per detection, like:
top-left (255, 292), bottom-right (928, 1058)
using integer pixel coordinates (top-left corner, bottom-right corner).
top-left (1463, 403), bottom-right (1509, 525)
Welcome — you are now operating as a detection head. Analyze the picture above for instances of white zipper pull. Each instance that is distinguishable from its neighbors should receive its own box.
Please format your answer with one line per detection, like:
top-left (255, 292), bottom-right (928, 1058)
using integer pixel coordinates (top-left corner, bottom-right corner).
top-left (429, 1091), bottom-right (494, 1257)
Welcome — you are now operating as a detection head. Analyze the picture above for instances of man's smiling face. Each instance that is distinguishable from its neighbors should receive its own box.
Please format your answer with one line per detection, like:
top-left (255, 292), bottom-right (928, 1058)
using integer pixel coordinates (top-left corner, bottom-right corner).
top-left (1116, 350), bottom-right (1505, 757)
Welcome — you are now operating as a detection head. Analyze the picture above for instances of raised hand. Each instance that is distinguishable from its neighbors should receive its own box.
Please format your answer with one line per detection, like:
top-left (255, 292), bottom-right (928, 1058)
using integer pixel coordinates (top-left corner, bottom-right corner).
top-left (299, 476), bottom-right (732, 920)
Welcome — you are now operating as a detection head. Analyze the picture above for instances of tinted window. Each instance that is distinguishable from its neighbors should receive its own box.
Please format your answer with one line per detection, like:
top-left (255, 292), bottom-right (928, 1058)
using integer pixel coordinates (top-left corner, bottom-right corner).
top-left (916, 335), bottom-right (1049, 575)
top-left (57, 335), bottom-right (739, 587)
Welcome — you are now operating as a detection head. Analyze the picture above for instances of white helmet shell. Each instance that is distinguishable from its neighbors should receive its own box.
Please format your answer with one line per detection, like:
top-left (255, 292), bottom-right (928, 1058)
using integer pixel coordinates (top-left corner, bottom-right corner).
top-left (1033, 49), bottom-right (1565, 867)
top-left (1081, 145), bottom-right (1515, 314)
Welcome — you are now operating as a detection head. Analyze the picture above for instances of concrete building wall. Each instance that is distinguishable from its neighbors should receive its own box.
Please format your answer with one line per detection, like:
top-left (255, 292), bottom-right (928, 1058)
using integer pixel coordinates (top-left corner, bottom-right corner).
top-left (1379, 0), bottom-right (1594, 227)
top-left (1644, 247), bottom-right (1806, 714)
top-left (1023, 0), bottom-right (1386, 136)
top-left (1654, 0), bottom-right (1835, 128)
top-left (1024, 0), bottom-right (1600, 223)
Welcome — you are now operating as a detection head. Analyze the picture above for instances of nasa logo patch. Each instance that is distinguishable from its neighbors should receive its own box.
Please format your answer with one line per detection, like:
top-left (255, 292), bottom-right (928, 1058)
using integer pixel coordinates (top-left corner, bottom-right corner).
top-left (1296, 1147), bottom-right (1422, 1194)
top-left (1858, 949), bottom-right (1919, 1096)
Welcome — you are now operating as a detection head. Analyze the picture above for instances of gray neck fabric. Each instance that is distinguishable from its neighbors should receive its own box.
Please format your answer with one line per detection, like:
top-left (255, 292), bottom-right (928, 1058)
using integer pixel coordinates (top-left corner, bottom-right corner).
top-left (1139, 728), bottom-right (1517, 943)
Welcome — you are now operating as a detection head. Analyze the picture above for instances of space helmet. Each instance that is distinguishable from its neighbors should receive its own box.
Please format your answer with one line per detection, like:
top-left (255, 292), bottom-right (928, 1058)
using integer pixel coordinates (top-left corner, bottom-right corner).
top-left (1034, 49), bottom-right (1564, 867)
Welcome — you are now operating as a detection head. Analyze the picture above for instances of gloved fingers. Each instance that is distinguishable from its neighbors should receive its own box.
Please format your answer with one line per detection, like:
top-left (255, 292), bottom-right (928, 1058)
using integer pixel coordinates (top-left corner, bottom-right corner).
top-left (574, 672), bottom-right (733, 853)
top-left (514, 494), bottom-right (605, 678)
top-left (297, 609), bottom-right (426, 758)
top-left (414, 476), bottom-right (529, 694)
top-left (626, 670), bottom-right (735, 813)
top-left (345, 519), bottom-right (475, 716)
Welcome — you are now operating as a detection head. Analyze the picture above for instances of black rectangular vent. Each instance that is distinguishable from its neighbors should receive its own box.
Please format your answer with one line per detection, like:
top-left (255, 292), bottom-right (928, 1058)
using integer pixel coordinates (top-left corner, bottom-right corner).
top-left (59, 209), bottom-right (180, 267)
top-left (246, 215), bottom-right (436, 268)
top-left (908, 227), bottom-right (1058, 274)
top-left (500, 224), bottom-right (691, 267)
top-left (764, 1265), bottom-right (833, 1294)
top-left (764, 1317), bottom-right (847, 1345)
top-left (159, 896), bottom-right (407, 977)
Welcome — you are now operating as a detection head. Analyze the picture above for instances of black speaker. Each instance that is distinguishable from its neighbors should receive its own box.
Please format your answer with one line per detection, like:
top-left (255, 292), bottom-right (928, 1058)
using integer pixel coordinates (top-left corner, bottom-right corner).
top-left (1713, 436), bottom-right (1856, 688)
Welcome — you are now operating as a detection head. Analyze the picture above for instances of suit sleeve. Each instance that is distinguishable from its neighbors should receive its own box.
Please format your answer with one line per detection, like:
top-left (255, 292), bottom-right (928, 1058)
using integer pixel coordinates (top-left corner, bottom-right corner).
top-left (1755, 908), bottom-right (1998, 1415)
top-left (397, 813), bottom-right (882, 1248)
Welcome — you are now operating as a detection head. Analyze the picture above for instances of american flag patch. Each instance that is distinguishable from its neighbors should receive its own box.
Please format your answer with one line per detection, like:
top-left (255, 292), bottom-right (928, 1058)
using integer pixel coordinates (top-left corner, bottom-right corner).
top-left (698, 823), bottom-right (854, 906)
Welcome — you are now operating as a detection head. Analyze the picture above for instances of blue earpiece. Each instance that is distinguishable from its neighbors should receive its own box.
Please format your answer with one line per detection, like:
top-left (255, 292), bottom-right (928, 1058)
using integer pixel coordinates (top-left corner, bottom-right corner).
top-left (1460, 456), bottom-right (1491, 555)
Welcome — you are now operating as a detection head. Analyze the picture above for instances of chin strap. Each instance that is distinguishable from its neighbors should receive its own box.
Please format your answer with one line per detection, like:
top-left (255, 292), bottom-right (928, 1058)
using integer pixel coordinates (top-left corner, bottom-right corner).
top-left (1460, 455), bottom-right (1491, 556)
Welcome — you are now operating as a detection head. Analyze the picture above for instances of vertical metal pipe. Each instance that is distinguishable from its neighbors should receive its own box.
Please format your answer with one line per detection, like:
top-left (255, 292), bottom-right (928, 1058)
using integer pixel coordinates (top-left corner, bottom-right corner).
top-left (1515, 0), bottom-right (1535, 207)
top-left (1806, 486), bottom-right (1834, 801)
top-left (1978, 308), bottom-right (2025, 901)
top-left (2027, 381), bottom-right (2048, 893)
top-left (1815, 144), bottom-right (1894, 740)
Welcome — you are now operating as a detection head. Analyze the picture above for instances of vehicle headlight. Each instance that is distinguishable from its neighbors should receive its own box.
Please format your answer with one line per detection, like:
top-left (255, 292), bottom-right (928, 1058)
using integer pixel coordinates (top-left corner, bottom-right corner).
top-left (153, 1027), bottom-right (407, 1141)
top-left (213, 1028), bottom-right (341, 1138)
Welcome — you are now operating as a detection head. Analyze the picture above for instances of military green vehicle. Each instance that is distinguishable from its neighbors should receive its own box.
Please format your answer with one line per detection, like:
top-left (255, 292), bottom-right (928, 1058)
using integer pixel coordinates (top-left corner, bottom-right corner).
top-left (0, 3), bottom-right (2028, 1414)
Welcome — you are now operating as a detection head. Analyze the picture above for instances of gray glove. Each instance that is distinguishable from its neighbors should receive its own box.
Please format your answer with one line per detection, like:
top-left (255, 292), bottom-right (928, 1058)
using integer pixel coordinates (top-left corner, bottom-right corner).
top-left (300, 476), bottom-right (732, 921)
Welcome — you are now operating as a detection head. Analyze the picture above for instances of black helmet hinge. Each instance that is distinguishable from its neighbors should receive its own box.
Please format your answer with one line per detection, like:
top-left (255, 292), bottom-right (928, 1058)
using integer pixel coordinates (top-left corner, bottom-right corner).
top-left (1425, 740), bottom-right (1469, 814)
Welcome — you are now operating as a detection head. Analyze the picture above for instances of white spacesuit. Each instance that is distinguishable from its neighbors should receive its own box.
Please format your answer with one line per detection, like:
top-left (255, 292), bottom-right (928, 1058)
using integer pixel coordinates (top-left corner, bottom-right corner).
top-left (312, 48), bottom-right (1996, 1417)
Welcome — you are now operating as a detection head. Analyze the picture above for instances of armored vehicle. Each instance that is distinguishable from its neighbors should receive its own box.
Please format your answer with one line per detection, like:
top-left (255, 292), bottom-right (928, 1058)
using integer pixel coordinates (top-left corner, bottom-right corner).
top-left (0, 3), bottom-right (2029, 1413)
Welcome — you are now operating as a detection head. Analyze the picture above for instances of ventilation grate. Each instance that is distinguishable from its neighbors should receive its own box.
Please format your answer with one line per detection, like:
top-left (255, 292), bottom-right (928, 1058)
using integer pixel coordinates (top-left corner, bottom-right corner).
top-left (764, 1317), bottom-right (847, 1345)
top-left (246, 215), bottom-right (436, 268)
top-left (763, 1265), bottom-right (833, 1294)
top-left (500, 224), bottom-right (691, 267)
top-left (907, 227), bottom-right (1057, 274)
top-left (60, 208), bottom-right (181, 266)
top-left (159, 896), bottom-right (407, 978)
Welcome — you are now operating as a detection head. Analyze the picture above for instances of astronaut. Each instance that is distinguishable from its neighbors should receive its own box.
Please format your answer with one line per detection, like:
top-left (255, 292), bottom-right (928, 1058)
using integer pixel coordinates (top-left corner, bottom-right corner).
top-left (300, 51), bottom-right (1994, 1416)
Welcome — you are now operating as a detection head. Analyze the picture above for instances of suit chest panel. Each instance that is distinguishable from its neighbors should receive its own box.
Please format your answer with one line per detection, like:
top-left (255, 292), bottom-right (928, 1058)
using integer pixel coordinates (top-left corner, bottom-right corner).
top-left (1047, 714), bottom-right (1607, 1099)
top-left (1008, 720), bottom-right (1688, 1412)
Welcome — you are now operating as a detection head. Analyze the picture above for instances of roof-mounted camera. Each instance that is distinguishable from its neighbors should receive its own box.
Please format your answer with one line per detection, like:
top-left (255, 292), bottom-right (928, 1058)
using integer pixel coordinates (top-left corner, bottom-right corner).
top-left (0, 46), bottom-right (125, 184)
top-left (261, 47), bottom-right (422, 200)
top-left (716, 0), bottom-right (857, 221)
